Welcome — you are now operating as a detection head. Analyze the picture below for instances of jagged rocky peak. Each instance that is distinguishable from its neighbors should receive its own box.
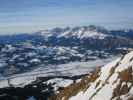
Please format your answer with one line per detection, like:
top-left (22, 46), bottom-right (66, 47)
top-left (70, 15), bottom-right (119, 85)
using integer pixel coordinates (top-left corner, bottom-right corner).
top-left (51, 51), bottom-right (133, 100)
top-left (38, 25), bottom-right (110, 39)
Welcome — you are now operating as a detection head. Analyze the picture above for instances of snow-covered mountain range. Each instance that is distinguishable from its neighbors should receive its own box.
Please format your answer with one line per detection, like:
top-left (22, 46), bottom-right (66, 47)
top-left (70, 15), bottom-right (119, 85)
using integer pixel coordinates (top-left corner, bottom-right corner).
top-left (38, 25), bottom-right (133, 39)
top-left (38, 25), bottom-right (109, 39)
top-left (0, 25), bottom-right (132, 77)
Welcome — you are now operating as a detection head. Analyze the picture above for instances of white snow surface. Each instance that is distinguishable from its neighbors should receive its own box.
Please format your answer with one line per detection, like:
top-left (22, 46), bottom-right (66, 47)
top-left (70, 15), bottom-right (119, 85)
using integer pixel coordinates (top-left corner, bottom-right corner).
top-left (39, 27), bottom-right (111, 39)
top-left (45, 78), bottom-right (73, 91)
top-left (69, 51), bottom-right (133, 100)
top-left (57, 29), bottom-right (109, 39)
top-left (0, 56), bottom-right (117, 88)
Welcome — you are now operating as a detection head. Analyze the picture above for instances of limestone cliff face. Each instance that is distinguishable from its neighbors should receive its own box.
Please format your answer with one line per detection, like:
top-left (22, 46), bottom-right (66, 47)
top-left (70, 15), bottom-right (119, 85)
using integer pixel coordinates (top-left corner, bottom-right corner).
top-left (50, 51), bottom-right (133, 100)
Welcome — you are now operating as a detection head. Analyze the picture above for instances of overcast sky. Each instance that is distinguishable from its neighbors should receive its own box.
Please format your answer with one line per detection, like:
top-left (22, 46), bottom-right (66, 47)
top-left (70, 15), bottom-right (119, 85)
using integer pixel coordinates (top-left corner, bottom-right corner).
top-left (0, 0), bottom-right (133, 34)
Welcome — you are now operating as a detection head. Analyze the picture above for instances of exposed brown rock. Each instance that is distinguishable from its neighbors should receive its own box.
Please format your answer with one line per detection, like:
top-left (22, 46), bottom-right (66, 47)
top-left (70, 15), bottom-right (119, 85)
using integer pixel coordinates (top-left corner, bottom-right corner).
top-left (112, 67), bottom-right (133, 99)
top-left (128, 96), bottom-right (133, 100)
top-left (120, 84), bottom-right (129, 95)
top-left (49, 67), bottom-right (101, 100)
top-left (118, 67), bottom-right (133, 82)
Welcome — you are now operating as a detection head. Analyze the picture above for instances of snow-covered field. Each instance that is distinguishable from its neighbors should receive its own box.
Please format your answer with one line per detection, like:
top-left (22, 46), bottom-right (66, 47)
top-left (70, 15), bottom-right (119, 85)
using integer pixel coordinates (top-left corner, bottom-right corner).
top-left (0, 55), bottom-right (119, 88)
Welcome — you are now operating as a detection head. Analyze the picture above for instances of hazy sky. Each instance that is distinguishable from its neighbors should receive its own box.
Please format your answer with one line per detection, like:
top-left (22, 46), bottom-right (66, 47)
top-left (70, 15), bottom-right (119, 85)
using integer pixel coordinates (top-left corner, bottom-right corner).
top-left (0, 0), bottom-right (133, 34)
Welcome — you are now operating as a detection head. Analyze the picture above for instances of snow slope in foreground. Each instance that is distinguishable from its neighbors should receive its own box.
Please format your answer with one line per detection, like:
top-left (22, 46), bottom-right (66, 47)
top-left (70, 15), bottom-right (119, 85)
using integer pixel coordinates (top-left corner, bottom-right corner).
top-left (69, 51), bottom-right (133, 100)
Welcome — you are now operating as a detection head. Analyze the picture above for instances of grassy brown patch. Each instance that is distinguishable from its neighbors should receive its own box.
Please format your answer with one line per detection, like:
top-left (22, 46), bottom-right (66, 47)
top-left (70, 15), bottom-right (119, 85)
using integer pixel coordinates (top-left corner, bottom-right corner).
top-left (49, 67), bottom-right (100, 100)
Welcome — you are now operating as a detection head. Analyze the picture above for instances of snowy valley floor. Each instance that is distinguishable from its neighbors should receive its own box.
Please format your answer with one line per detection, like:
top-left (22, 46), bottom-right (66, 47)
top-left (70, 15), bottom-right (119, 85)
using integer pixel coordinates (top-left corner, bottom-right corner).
top-left (0, 55), bottom-right (120, 100)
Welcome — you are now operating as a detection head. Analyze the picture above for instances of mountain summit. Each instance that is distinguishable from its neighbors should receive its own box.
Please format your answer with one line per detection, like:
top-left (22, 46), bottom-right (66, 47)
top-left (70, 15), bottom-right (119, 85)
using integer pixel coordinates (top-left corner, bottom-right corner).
top-left (39, 25), bottom-right (110, 39)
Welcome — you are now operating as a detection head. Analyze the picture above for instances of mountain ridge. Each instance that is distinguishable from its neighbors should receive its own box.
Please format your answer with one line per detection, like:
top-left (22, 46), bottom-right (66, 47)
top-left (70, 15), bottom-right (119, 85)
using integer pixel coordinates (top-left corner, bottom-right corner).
top-left (51, 51), bottom-right (133, 100)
